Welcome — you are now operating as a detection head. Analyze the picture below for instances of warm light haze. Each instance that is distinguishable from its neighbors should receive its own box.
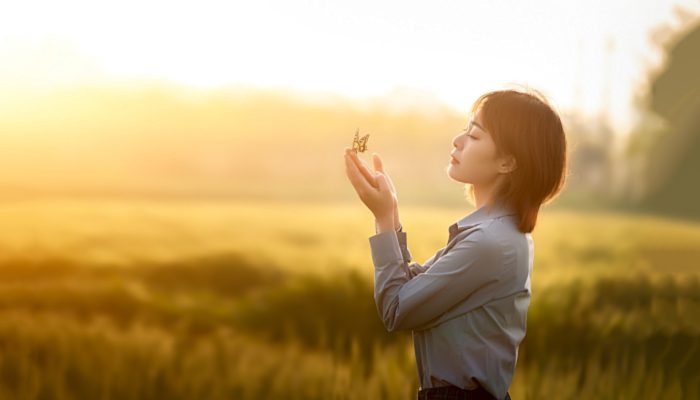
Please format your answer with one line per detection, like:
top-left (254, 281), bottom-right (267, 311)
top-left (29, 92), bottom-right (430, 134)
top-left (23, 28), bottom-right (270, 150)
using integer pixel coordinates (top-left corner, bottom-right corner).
top-left (2, 0), bottom-right (699, 132)
top-left (2, 0), bottom-right (699, 204)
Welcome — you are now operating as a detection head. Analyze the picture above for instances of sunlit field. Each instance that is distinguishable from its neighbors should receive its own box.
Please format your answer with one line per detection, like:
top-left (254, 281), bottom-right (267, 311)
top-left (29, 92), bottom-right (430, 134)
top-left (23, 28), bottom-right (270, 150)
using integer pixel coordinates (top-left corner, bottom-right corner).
top-left (1, 199), bottom-right (699, 399)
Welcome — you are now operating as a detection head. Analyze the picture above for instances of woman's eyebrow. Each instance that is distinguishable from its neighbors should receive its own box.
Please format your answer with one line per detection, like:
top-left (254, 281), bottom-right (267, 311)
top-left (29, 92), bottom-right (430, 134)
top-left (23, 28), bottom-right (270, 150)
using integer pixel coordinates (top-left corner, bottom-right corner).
top-left (464, 120), bottom-right (487, 133)
top-left (471, 120), bottom-right (487, 133)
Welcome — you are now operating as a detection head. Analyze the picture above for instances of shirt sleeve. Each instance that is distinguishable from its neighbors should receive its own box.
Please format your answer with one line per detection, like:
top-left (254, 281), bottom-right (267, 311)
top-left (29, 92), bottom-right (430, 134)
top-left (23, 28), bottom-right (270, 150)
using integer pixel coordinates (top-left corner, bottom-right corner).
top-left (374, 224), bottom-right (439, 277)
top-left (368, 227), bottom-right (503, 332)
top-left (375, 222), bottom-right (412, 263)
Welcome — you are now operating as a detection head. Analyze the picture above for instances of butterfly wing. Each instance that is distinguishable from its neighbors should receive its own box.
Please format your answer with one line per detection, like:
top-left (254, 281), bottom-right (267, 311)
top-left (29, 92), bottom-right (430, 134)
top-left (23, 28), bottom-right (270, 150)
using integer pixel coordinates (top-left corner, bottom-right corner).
top-left (358, 134), bottom-right (369, 152)
top-left (352, 129), bottom-right (360, 152)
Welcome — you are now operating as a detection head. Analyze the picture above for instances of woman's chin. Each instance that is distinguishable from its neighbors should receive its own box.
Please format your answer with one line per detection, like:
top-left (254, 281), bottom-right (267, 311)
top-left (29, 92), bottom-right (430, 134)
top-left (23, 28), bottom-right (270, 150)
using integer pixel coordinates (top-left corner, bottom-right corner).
top-left (445, 164), bottom-right (460, 181)
top-left (446, 166), bottom-right (470, 184)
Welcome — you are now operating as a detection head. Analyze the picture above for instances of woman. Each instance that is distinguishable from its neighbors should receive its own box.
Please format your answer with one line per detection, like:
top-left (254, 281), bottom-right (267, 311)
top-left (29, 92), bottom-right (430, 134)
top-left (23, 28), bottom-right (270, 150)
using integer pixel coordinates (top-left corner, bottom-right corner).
top-left (343, 88), bottom-right (568, 400)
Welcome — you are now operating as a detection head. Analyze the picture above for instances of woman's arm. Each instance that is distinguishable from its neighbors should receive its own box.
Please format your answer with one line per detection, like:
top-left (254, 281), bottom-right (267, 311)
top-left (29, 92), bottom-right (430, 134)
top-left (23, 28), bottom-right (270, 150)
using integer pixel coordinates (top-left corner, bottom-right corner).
top-left (392, 226), bottom-right (441, 278)
top-left (369, 227), bottom-right (505, 332)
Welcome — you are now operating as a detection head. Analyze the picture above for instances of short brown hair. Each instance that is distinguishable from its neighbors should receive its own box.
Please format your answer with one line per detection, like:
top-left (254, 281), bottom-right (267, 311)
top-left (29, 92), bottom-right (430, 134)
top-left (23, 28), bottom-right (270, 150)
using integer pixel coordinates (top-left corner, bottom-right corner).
top-left (468, 88), bottom-right (568, 233)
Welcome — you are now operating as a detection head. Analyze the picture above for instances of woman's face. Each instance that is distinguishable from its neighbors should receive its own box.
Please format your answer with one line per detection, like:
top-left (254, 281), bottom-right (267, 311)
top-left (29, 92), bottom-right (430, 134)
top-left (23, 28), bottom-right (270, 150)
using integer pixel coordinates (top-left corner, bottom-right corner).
top-left (446, 109), bottom-right (505, 185)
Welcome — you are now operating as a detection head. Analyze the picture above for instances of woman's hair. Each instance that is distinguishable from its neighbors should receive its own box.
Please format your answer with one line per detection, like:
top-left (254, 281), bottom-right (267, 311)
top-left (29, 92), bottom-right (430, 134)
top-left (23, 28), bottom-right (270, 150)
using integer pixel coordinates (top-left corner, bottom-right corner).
top-left (467, 87), bottom-right (568, 233)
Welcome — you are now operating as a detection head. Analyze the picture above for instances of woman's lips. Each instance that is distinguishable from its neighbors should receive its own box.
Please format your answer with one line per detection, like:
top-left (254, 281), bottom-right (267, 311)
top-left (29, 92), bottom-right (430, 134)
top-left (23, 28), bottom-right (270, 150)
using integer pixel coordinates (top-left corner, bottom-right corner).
top-left (450, 155), bottom-right (460, 164)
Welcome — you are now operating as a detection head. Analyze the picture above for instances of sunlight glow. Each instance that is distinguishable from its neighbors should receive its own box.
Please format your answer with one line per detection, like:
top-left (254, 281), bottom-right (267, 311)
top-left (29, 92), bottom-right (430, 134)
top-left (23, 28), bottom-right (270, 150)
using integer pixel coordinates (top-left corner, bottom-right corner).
top-left (1, 0), bottom-right (699, 133)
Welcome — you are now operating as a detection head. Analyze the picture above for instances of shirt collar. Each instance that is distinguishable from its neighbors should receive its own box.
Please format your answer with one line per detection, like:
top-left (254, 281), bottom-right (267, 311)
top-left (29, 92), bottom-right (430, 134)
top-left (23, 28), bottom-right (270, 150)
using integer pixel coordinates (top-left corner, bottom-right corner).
top-left (447, 200), bottom-right (517, 242)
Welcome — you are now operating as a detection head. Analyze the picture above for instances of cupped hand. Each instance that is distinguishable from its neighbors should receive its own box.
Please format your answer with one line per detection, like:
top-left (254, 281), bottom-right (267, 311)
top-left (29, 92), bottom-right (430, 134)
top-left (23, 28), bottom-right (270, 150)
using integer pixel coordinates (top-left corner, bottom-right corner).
top-left (343, 147), bottom-right (395, 223)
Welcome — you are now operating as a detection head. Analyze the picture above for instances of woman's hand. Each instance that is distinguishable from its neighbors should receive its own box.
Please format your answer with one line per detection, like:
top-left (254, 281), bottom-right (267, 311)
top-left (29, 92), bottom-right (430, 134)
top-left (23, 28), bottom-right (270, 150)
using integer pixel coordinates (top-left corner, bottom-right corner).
top-left (344, 147), bottom-right (398, 230)
top-left (370, 152), bottom-right (401, 230)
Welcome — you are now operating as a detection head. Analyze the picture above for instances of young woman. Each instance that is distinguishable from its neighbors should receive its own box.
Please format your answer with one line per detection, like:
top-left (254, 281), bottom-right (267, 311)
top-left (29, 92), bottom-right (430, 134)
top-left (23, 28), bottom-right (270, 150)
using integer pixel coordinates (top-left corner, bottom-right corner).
top-left (343, 88), bottom-right (567, 400)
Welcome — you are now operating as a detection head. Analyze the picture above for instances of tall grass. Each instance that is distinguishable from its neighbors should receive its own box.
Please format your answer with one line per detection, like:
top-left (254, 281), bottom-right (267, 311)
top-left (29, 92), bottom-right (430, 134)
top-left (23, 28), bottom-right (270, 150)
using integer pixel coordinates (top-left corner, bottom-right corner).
top-left (0, 200), bottom-right (699, 398)
top-left (0, 311), bottom-right (419, 400)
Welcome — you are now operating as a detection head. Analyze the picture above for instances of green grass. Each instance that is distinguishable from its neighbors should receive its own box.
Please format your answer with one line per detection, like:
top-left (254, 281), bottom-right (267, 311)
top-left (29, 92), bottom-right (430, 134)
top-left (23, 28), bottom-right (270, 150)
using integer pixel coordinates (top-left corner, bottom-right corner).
top-left (0, 199), bottom-right (699, 399)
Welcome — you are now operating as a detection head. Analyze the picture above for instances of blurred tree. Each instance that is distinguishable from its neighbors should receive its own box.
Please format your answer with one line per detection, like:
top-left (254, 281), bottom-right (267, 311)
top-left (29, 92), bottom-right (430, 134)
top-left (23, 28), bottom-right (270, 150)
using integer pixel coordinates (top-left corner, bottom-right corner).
top-left (627, 13), bottom-right (700, 220)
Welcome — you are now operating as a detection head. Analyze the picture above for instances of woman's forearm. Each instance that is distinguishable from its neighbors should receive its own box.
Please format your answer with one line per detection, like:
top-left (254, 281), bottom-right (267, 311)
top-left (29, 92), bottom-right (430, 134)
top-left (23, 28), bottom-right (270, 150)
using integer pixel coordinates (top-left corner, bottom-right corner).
top-left (375, 205), bottom-right (401, 234)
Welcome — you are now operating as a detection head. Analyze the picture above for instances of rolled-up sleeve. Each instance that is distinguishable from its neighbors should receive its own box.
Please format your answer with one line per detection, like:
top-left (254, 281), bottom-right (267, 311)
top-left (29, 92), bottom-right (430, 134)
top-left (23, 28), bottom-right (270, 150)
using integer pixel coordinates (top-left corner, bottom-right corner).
top-left (368, 227), bottom-right (502, 332)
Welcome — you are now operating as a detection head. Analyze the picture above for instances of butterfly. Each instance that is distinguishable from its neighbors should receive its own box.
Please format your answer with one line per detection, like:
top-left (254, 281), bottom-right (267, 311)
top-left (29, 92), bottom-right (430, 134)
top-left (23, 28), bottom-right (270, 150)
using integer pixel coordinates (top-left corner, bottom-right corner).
top-left (352, 128), bottom-right (370, 153)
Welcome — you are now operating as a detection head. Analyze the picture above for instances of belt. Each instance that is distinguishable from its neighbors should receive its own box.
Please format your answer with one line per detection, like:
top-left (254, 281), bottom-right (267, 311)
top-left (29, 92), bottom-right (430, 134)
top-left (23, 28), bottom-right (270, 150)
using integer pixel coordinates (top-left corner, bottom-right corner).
top-left (417, 384), bottom-right (504, 400)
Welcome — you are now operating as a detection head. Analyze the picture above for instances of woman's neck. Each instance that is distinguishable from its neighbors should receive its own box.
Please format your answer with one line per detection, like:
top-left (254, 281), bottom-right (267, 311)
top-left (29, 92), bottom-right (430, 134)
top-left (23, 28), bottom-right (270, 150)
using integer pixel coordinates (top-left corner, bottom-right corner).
top-left (472, 175), bottom-right (507, 209)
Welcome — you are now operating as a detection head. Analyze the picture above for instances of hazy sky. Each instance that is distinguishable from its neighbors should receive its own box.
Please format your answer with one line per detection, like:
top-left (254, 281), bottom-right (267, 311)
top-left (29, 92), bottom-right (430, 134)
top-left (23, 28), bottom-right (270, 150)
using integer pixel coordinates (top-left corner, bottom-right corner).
top-left (2, 0), bottom-right (699, 133)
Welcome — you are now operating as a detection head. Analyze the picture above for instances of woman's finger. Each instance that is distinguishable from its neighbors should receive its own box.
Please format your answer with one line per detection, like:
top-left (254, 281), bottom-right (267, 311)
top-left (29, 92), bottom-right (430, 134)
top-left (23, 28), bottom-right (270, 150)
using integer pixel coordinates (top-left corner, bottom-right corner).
top-left (347, 148), bottom-right (378, 188)
top-left (372, 153), bottom-right (397, 194)
top-left (344, 152), bottom-right (375, 197)
top-left (376, 172), bottom-right (390, 192)
top-left (372, 153), bottom-right (384, 173)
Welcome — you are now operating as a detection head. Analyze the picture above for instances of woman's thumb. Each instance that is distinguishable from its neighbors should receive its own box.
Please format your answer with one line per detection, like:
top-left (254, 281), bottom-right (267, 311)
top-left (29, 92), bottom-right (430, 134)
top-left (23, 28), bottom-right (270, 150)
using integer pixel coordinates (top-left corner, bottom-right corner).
top-left (376, 172), bottom-right (389, 191)
top-left (372, 153), bottom-right (384, 173)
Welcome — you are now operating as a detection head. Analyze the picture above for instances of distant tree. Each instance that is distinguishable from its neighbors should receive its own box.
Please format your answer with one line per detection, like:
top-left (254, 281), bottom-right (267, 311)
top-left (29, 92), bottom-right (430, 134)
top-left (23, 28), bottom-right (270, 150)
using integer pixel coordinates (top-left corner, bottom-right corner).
top-left (626, 15), bottom-right (700, 220)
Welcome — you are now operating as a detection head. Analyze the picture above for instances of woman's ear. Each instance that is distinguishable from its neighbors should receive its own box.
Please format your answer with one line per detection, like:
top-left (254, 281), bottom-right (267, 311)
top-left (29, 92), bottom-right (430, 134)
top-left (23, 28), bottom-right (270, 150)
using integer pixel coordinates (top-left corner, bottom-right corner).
top-left (498, 155), bottom-right (517, 174)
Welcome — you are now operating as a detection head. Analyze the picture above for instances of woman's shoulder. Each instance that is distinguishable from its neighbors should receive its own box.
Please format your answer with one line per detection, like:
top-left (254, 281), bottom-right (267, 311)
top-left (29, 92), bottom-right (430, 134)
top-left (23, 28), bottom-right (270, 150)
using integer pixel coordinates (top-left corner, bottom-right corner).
top-left (476, 216), bottom-right (530, 251)
top-left (449, 214), bottom-right (530, 255)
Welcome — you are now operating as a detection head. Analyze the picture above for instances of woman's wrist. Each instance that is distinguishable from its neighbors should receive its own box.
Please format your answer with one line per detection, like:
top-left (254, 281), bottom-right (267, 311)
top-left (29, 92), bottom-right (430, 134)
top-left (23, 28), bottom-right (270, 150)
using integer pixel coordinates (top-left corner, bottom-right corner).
top-left (375, 216), bottom-right (395, 233)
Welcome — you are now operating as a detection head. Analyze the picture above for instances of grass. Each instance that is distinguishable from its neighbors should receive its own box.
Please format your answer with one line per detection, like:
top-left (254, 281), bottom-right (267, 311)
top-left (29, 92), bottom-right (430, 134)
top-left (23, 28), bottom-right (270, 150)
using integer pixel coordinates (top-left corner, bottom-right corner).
top-left (0, 198), bottom-right (699, 399)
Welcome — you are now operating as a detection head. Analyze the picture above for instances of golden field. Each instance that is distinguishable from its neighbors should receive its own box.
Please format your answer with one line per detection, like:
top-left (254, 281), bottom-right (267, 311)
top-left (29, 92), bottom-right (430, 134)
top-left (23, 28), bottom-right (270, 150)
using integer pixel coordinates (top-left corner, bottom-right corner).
top-left (0, 199), bottom-right (699, 399)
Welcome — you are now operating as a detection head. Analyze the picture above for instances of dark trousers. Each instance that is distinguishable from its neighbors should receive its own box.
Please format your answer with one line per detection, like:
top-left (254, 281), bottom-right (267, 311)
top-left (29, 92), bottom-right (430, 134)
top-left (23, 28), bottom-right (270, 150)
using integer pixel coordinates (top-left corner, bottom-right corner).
top-left (416, 384), bottom-right (512, 400)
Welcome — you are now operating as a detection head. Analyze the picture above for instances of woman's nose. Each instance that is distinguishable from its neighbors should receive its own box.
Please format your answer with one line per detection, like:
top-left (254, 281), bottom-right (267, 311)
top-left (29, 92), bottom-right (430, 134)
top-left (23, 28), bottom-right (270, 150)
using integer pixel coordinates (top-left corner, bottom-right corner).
top-left (452, 134), bottom-right (462, 149)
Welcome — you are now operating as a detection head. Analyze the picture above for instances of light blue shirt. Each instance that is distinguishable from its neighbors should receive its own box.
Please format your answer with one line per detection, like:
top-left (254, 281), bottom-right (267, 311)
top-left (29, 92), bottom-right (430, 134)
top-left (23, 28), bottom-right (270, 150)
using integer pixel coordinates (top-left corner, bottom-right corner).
top-left (368, 201), bottom-right (533, 400)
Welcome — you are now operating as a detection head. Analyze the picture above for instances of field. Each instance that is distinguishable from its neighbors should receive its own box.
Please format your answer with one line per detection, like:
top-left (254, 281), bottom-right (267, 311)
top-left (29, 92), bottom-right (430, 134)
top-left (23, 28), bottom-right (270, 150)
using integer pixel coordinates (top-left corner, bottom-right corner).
top-left (0, 198), bottom-right (699, 399)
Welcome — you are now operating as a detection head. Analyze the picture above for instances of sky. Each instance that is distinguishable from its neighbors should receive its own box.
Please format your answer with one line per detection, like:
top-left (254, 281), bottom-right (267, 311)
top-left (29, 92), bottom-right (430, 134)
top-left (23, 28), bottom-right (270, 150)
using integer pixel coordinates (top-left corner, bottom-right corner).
top-left (2, 0), bottom-right (700, 134)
